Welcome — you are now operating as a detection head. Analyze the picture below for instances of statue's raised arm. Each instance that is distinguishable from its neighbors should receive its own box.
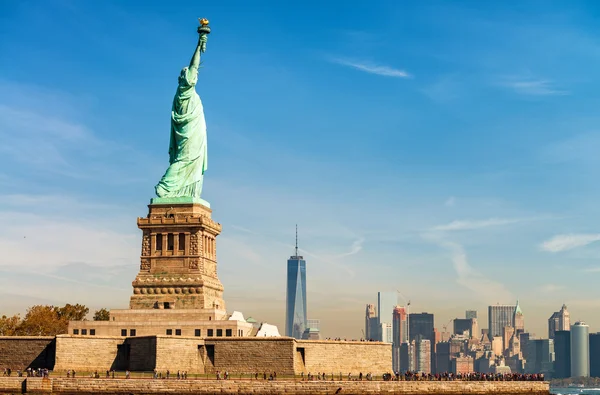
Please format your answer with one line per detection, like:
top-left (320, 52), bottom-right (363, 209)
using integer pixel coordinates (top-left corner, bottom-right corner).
top-left (153, 19), bottom-right (211, 203)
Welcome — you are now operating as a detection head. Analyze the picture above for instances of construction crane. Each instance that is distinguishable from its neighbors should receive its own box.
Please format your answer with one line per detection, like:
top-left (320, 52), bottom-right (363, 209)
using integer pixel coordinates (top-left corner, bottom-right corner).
top-left (442, 318), bottom-right (454, 333)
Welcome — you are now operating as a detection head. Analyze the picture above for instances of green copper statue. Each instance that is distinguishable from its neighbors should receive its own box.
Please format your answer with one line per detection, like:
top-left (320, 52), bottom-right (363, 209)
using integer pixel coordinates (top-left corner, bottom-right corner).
top-left (155, 19), bottom-right (211, 201)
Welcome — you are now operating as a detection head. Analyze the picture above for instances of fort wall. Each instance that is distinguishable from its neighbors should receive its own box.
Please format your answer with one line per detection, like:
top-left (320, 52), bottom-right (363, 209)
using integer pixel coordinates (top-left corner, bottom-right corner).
top-left (0, 377), bottom-right (550, 394)
top-left (0, 336), bottom-right (55, 370)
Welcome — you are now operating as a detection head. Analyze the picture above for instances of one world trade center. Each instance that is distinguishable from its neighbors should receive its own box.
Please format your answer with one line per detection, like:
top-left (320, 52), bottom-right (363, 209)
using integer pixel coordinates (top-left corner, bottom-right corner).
top-left (285, 226), bottom-right (307, 339)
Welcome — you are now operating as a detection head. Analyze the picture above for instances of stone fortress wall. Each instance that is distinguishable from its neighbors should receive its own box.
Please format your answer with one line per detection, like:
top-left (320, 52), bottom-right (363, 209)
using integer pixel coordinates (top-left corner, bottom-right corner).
top-left (0, 336), bottom-right (391, 376)
top-left (0, 377), bottom-right (550, 395)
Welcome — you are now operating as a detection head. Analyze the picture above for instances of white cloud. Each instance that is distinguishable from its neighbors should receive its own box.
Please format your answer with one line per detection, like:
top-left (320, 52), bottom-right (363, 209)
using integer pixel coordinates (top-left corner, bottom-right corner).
top-left (436, 239), bottom-right (512, 302)
top-left (335, 238), bottom-right (365, 258)
top-left (432, 217), bottom-right (525, 231)
top-left (330, 58), bottom-right (411, 78)
top-left (540, 233), bottom-right (600, 252)
top-left (583, 267), bottom-right (600, 273)
top-left (538, 283), bottom-right (565, 293)
top-left (499, 78), bottom-right (567, 96)
top-left (444, 196), bottom-right (456, 207)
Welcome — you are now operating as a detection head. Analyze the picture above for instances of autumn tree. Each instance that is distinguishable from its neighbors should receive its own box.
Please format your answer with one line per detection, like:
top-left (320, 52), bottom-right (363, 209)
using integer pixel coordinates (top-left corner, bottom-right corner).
top-left (56, 304), bottom-right (89, 321)
top-left (0, 303), bottom-right (90, 336)
top-left (0, 315), bottom-right (20, 336)
top-left (18, 305), bottom-right (67, 336)
top-left (93, 308), bottom-right (110, 321)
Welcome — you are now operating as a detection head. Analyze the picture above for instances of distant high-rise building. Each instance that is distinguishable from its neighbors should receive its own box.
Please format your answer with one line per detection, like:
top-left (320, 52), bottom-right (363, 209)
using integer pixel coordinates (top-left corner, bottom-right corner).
top-left (514, 300), bottom-right (524, 334)
top-left (549, 304), bottom-right (570, 340)
top-left (526, 339), bottom-right (554, 376)
top-left (488, 304), bottom-right (516, 339)
top-left (380, 322), bottom-right (393, 343)
top-left (414, 338), bottom-right (431, 374)
top-left (554, 330), bottom-right (571, 378)
top-left (307, 319), bottom-right (320, 331)
top-left (436, 342), bottom-right (451, 374)
top-left (285, 226), bottom-right (307, 339)
top-left (454, 318), bottom-right (478, 338)
top-left (589, 333), bottom-right (600, 378)
top-left (410, 313), bottom-right (435, 373)
top-left (466, 310), bottom-right (477, 320)
top-left (365, 304), bottom-right (378, 341)
top-left (392, 306), bottom-right (408, 372)
top-left (571, 321), bottom-right (590, 378)
top-left (377, 292), bottom-right (397, 340)
top-left (520, 332), bottom-right (531, 360)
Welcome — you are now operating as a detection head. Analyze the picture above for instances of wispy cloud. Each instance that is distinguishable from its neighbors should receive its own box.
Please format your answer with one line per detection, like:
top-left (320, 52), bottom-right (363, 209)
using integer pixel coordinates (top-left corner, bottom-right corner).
top-left (432, 217), bottom-right (527, 231)
top-left (335, 238), bottom-right (365, 258)
top-left (583, 267), bottom-right (600, 273)
top-left (538, 283), bottom-right (565, 293)
top-left (329, 57), bottom-right (411, 78)
top-left (444, 197), bottom-right (456, 207)
top-left (540, 233), bottom-right (600, 252)
top-left (435, 238), bottom-right (512, 302)
top-left (498, 77), bottom-right (567, 96)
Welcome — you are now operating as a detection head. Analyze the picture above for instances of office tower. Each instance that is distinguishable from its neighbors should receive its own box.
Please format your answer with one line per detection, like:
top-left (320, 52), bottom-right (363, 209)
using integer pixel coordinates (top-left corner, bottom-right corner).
top-left (410, 313), bottom-right (435, 373)
top-left (549, 304), bottom-right (570, 339)
top-left (571, 322), bottom-right (590, 377)
top-left (488, 304), bottom-right (516, 339)
top-left (454, 318), bottom-right (478, 338)
top-left (285, 226), bottom-right (307, 339)
top-left (466, 310), bottom-right (477, 320)
top-left (526, 339), bottom-right (555, 375)
top-left (392, 306), bottom-right (408, 372)
top-left (414, 338), bottom-right (431, 374)
top-left (380, 322), bottom-right (393, 343)
top-left (377, 291), bottom-right (397, 340)
top-left (554, 330), bottom-right (571, 378)
top-left (451, 356), bottom-right (474, 374)
top-left (514, 300), bottom-right (524, 334)
top-left (503, 326), bottom-right (515, 353)
top-left (307, 319), bottom-right (320, 331)
top-left (365, 304), bottom-right (378, 340)
top-left (436, 342), bottom-right (451, 374)
top-left (519, 332), bottom-right (531, 360)
top-left (589, 333), bottom-right (600, 378)
top-left (400, 343), bottom-right (413, 372)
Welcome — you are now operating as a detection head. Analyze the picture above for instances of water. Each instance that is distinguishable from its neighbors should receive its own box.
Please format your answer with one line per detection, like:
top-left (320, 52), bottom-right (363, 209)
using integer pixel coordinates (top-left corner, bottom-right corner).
top-left (551, 387), bottom-right (600, 395)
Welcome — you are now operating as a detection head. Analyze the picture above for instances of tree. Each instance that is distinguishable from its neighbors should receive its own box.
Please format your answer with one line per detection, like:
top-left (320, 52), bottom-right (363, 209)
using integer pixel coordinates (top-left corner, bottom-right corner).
top-left (56, 304), bottom-right (89, 321)
top-left (93, 308), bottom-right (110, 321)
top-left (18, 305), bottom-right (66, 336)
top-left (0, 315), bottom-right (20, 336)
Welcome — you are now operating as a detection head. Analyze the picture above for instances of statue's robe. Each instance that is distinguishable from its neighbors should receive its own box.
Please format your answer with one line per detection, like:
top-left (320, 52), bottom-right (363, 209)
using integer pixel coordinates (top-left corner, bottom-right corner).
top-left (155, 66), bottom-right (208, 198)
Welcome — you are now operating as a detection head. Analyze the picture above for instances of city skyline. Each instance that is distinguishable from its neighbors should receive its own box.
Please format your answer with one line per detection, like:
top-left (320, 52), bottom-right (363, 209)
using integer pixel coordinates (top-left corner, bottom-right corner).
top-left (3, 1), bottom-right (600, 340)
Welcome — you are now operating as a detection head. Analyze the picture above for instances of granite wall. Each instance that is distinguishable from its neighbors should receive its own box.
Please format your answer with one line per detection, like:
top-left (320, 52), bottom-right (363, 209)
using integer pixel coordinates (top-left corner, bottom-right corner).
top-left (0, 336), bottom-right (55, 370)
top-left (0, 377), bottom-right (550, 394)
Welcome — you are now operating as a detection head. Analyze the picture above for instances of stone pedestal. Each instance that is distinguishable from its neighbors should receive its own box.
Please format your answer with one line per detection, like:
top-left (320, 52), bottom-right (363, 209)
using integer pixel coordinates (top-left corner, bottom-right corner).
top-left (130, 202), bottom-right (225, 311)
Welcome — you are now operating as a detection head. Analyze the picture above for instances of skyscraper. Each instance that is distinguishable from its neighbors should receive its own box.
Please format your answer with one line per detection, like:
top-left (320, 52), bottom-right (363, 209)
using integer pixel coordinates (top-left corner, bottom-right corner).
top-left (392, 306), bottom-right (408, 371)
top-left (377, 291), bottom-right (397, 341)
top-left (488, 304), bottom-right (516, 339)
top-left (554, 330), bottom-right (571, 379)
top-left (409, 312), bottom-right (435, 373)
top-left (285, 226), bottom-right (307, 339)
top-left (589, 333), bottom-right (600, 378)
top-left (571, 321), bottom-right (590, 378)
top-left (549, 304), bottom-right (570, 339)
top-left (365, 304), bottom-right (378, 341)
top-left (514, 300), bottom-right (524, 334)
top-left (525, 339), bottom-right (554, 375)
top-left (414, 338), bottom-right (431, 374)
top-left (466, 310), bottom-right (477, 320)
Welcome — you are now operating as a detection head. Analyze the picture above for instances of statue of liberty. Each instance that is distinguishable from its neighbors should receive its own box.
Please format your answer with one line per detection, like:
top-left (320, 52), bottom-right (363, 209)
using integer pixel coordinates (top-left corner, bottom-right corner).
top-left (155, 20), bottom-right (211, 201)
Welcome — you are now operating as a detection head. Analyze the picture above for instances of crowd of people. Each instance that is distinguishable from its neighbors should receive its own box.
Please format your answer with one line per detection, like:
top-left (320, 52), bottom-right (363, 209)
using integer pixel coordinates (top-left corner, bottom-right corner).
top-left (3, 368), bottom-right (49, 378)
top-left (2, 367), bottom-right (545, 382)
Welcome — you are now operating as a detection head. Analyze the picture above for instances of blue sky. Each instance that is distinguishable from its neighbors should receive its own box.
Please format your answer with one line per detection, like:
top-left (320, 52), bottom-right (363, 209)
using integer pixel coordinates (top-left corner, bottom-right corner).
top-left (2, 0), bottom-right (600, 338)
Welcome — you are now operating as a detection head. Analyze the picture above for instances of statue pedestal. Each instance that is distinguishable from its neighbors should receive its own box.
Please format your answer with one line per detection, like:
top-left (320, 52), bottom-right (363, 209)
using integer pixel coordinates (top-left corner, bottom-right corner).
top-left (150, 196), bottom-right (211, 208)
top-left (130, 200), bottom-right (225, 310)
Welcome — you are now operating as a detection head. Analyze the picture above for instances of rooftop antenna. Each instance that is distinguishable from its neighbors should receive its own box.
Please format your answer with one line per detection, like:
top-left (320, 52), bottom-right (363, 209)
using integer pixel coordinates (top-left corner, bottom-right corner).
top-left (295, 224), bottom-right (299, 257)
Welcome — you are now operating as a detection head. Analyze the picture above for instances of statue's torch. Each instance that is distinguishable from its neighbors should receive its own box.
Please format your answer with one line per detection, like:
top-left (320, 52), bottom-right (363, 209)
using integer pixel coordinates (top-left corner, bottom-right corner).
top-left (197, 18), bottom-right (210, 53)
